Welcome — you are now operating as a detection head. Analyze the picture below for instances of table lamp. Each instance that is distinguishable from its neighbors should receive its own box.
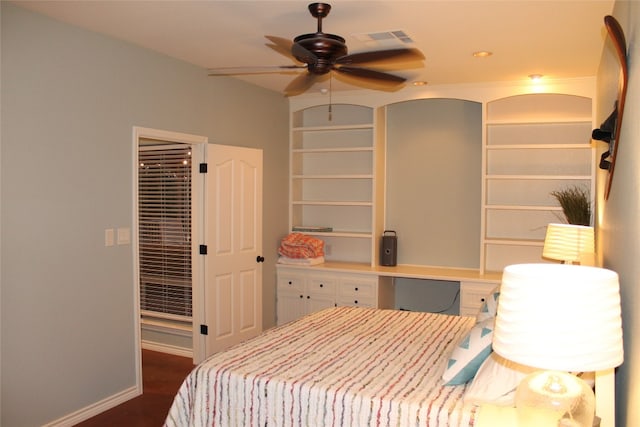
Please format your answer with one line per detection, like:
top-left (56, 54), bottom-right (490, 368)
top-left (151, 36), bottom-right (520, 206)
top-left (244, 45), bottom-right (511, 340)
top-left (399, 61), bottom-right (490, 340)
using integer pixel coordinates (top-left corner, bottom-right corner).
top-left (542, 223), bottom-right (595, 265)
top-left (493, 264), bottom-right (623, 427)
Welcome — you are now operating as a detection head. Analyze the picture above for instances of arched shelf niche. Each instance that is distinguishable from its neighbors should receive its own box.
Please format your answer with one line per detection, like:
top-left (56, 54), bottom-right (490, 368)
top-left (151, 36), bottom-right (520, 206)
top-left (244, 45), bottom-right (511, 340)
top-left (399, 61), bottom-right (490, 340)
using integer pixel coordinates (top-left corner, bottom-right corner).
top-left (384, 97), bottom-right (482, 269)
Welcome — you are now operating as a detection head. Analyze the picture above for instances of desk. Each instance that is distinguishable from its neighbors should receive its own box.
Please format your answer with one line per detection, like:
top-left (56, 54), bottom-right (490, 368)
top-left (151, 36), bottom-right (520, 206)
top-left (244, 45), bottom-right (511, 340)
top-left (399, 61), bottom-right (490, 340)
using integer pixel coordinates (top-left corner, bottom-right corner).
top-left (276, 262), bottom-right (502, 323)
top-left (301, 261), bottom-right (502, 282)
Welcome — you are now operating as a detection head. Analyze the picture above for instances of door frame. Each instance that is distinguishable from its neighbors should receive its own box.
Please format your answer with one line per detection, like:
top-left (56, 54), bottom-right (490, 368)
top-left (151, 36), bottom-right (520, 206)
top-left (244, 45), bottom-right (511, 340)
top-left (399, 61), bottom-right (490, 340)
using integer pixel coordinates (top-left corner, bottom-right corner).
top-left (132, 126), bottom-right (208, 390)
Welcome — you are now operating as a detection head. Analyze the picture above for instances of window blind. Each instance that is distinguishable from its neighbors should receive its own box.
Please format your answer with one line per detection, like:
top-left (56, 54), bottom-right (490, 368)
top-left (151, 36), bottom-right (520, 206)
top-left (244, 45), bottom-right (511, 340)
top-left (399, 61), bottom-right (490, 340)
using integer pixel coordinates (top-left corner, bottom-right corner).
top-left (138, 144), bottom-right (192, 320)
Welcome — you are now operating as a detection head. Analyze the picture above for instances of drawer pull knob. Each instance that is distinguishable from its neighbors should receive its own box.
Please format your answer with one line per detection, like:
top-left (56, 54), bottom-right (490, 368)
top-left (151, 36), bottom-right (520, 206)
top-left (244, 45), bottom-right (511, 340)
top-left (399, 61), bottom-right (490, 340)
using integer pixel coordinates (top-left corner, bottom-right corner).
top-left (320, 284), bottom-right (323, 287)
top-left (355, 287), bottom-right (359, 291)
top-left (288, 281), bottom-right (292, 285)
top-left (354, 300), bottom-right (358, 304)
top-left (481, 298), bottom-right (486, 302)
top-left (307, 296), bottom-right (310, 299)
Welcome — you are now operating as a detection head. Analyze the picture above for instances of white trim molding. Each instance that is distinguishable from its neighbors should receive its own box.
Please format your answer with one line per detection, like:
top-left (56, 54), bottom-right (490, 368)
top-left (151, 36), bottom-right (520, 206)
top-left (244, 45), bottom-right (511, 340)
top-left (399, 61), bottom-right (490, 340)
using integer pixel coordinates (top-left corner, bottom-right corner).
top-left (42, 386), bottom-right (140, 427)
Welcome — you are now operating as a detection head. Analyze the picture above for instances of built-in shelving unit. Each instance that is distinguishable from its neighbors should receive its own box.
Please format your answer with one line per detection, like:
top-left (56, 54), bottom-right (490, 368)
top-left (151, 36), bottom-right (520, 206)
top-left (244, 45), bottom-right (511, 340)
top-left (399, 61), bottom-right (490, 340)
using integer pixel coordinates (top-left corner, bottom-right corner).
top-left (481, 93), bottom-right (595, 273)
top-left (289, 104), bottom-right (385, 265)
top-left (282, 84), bottom-right (596, 323)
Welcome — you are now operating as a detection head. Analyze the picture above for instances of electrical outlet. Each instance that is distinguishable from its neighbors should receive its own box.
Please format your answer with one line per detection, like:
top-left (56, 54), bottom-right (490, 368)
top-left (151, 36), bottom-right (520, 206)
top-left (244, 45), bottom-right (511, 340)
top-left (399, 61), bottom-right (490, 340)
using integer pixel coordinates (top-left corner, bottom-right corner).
top-left (325, 244), bottom-right (332, 256)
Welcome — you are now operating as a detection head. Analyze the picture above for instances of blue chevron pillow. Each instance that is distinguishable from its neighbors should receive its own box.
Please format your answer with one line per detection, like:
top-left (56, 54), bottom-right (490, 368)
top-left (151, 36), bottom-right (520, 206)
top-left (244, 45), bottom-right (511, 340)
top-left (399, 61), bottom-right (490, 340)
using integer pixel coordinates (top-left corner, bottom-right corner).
top-left (442, 317), bottom-right (494, 385)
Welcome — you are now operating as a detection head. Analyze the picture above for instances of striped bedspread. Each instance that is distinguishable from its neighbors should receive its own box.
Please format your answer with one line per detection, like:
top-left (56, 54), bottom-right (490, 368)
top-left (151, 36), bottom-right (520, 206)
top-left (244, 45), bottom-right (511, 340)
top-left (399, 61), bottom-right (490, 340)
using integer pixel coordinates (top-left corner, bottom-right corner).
top-left (165, 307), bottom-right (479, 427)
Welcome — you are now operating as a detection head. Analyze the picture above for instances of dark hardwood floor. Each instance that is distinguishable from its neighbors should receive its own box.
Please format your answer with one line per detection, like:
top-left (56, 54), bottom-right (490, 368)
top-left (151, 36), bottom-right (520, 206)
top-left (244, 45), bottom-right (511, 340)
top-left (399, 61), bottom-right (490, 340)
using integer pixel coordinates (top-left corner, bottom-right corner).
top-left (75, 350), bottom-right (194, 427)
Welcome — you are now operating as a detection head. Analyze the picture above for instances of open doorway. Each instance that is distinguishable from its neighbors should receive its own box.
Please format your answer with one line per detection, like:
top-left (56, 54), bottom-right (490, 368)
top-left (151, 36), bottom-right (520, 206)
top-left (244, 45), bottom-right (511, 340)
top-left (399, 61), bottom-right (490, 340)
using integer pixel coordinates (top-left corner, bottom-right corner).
top-left (133, 127), bottom-right (207, 381)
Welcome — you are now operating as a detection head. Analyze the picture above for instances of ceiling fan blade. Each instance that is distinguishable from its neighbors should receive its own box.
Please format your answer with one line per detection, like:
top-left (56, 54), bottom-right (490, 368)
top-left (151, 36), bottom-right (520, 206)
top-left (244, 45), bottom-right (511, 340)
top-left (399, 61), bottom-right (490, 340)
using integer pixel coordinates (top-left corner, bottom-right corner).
top-left (265, 35), bottom-right (293, 51)
top-left (334, 66), bottom-right (407, 83)
top-left (291, 41), bottom-right (319, 65)
top-left (208, 65), bottom-right (306, 76)
top-left (264, 35), bottom-right (297, 60)
top-left (265, 35), bottom-right (317, 65)
top-left (284, 73), bottom-right (321, 96)
top-left (335, 48), bottom-right (425, 66)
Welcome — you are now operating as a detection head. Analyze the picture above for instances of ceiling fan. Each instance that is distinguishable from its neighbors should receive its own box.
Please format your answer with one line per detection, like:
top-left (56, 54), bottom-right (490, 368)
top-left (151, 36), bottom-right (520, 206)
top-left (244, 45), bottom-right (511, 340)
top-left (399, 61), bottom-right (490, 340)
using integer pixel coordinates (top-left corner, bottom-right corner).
top-left (207, 2), bottom-right (425, 96)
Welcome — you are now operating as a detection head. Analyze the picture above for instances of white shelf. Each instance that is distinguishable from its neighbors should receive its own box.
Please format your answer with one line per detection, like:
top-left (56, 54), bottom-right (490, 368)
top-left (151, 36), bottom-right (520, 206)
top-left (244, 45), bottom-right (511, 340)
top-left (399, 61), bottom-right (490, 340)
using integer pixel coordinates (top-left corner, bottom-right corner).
top-left (484, 238), bottom-right (544, 246)
top-left (292, 201), bottom-right (373, 207)
top-left (292, 174), bottom-right (374, 179)
top-left (292, 124), bottom-right (374, 132)
top-left (300, 231), bottom-right (373, 238)
top-left (292, 147), bottom-right (374, 154)
top-left (484, 205), bottom-right (563, 211)
top-left (486, 143), bottom-right (592, 150)
top-left (485, 174), bottom-right (593, 180)
top-left (486, 118), bottom-right (592, 125)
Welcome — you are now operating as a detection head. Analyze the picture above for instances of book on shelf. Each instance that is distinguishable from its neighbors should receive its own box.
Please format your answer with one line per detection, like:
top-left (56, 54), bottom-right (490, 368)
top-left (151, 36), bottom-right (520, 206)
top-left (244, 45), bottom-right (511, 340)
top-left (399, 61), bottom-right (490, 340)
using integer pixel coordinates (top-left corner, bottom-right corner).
top-left (292, 225), bottom-right (333, 232)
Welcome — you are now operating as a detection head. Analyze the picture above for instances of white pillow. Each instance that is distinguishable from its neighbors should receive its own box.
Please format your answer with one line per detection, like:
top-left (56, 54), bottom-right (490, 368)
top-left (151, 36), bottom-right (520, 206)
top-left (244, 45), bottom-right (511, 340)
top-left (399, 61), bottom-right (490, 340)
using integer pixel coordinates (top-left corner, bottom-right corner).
top-left (442, 317), bottom-right (494, 385)
top-left (464, 352), bottom-right (537, 406)
top-left (475, 287), bottom-right (500, 323)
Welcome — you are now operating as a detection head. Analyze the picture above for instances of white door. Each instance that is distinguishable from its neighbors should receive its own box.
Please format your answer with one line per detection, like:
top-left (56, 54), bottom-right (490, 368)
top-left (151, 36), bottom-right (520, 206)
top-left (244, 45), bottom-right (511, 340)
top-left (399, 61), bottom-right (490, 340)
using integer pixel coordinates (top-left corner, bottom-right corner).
top-left (199, 144), bottom-right (263, 360)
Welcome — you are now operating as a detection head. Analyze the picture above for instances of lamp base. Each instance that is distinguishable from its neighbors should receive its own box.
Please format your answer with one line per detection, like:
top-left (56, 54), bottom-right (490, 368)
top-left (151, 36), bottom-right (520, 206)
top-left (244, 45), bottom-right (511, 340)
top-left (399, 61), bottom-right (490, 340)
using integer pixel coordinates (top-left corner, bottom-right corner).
top-left (515, 370), bottom-right (594, 427)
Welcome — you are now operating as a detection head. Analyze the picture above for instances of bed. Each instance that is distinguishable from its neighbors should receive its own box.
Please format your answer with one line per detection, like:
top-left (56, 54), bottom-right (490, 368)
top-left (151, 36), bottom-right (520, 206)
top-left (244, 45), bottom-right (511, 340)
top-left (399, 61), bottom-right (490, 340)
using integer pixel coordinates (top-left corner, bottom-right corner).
top-left (164, 306), bottom-right (490, 426)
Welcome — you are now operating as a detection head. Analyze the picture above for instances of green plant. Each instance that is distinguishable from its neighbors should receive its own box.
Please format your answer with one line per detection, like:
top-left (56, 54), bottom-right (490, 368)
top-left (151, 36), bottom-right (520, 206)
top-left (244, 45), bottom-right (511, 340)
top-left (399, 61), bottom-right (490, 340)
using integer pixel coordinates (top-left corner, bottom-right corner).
top-left (550, 186), bottom-right (591, 226)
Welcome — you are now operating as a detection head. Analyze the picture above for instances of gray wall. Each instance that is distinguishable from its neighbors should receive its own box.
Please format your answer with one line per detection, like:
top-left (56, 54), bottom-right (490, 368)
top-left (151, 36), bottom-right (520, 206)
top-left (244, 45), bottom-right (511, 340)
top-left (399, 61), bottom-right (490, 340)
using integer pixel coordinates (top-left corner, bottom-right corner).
top-left (386, 98), bottom-right (482, 268)
top-left (597, 2), bottom-right (640, 426)
top-left (1, 4), bottom-right (288, 426)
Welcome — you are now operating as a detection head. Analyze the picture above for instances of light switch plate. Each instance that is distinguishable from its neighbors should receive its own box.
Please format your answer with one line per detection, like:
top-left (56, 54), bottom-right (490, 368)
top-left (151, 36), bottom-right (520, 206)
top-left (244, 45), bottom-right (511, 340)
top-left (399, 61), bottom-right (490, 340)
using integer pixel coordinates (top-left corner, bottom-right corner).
top-left (105, 228), bottom-right (115, 247)
top-left (117, 227), bottom-right (131, 245)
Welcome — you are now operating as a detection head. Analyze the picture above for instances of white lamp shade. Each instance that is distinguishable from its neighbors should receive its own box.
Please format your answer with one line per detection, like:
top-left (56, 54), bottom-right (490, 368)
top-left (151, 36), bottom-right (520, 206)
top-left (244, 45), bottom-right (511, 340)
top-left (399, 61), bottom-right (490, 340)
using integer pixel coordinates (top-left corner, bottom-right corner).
top-left (493, 263), bottom-right (623, 372)
top-left (542, 223), bottom-right (594, 263)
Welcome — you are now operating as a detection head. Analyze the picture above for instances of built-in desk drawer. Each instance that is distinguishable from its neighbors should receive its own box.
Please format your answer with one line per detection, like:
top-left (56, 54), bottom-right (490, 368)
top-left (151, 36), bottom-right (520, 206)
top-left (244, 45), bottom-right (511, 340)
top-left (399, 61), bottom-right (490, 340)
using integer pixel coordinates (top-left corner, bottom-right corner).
top-left (336, 274), bottom-right (378, 308)
top-left (336, 296), bottom-right (376, 308)
top-left (337, 276), bottom-right (377, 298)
top-left (460, 281), bottom-right (499, 317)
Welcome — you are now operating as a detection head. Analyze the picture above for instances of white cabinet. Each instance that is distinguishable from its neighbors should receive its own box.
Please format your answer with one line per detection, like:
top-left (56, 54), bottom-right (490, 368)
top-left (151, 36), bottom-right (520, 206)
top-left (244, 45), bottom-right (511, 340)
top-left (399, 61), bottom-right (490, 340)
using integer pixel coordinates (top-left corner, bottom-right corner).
top-left (289, 104), bottom-right (385, 265)
top-left (460, 281), bottom-right (499, 317)
top-left (276, 272), bottom-right (309, 324)
top-left (481, 93), bottom-right (594, 273)
top-left (336, 275), bottom-right (380, 308)
top-left (277, 269), bottom-right (339, 325)
top-left (276, 266), bottom-right (394, 325)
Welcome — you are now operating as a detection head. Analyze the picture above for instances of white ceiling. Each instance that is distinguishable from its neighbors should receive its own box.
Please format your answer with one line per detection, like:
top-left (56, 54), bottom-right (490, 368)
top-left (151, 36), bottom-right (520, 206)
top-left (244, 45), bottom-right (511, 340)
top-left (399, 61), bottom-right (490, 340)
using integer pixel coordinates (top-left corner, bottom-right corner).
top-left (12, 0), bottom-right (614, 95)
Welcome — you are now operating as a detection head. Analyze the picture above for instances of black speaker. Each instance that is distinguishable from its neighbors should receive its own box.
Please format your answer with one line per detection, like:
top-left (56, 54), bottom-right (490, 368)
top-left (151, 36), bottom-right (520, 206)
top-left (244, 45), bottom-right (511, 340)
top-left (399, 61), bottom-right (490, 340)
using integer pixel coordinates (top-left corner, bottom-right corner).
top-left (380, 230), bottom-right (397, 266)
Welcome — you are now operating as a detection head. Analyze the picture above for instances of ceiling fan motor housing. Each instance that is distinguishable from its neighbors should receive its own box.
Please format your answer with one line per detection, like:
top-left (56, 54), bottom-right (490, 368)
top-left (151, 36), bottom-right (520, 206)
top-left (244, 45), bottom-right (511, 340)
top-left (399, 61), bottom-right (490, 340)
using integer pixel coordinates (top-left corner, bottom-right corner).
top-left (293, 33), bottom-right (347, 74)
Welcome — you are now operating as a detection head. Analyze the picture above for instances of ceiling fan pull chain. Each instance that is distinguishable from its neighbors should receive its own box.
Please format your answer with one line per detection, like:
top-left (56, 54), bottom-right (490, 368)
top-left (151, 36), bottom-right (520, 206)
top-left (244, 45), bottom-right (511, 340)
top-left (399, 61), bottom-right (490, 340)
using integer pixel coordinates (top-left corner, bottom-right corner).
top-left (328, 73), bottom-right (333, 121)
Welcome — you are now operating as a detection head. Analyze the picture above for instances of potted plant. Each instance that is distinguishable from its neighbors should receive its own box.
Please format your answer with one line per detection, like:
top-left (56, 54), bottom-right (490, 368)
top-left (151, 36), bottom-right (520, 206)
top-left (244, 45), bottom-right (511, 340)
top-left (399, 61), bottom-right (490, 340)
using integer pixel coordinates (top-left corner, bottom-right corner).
top-left (550, 186), bottom-right (591, 226)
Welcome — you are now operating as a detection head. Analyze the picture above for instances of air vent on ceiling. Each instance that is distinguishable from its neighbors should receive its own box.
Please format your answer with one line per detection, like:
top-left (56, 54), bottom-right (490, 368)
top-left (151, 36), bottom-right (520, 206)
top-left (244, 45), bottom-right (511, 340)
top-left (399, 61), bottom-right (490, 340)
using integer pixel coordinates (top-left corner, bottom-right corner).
top-left (352, 30), bottom-right (414, 47)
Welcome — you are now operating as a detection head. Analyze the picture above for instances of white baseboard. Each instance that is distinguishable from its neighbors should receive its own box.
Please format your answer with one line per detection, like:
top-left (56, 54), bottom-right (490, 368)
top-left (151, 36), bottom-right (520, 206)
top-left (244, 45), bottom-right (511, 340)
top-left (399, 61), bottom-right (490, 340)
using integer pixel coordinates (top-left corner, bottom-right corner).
top-left (142, 339), bottom-right (193, 359)
top-left (42, 385), bottom-right (141, 427)
top-left (42, 342), bottom-right (190, 426)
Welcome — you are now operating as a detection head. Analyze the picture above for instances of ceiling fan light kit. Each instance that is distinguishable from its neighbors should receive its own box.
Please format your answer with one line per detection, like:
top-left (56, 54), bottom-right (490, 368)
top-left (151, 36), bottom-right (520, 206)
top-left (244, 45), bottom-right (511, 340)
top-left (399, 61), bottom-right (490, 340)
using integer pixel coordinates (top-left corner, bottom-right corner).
top-left (208, 2), bottom-right (425, 96)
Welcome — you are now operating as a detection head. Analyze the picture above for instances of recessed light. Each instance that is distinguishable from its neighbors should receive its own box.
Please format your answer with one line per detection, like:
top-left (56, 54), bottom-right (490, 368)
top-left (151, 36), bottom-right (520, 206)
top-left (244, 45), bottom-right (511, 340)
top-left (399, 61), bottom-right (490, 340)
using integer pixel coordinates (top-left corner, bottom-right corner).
top-left (413, 81), bottom-right (428, 86)
top-left (528, 74), bottom-right (544, 81)
top-left (473, 51), bottom-right (493, 58)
